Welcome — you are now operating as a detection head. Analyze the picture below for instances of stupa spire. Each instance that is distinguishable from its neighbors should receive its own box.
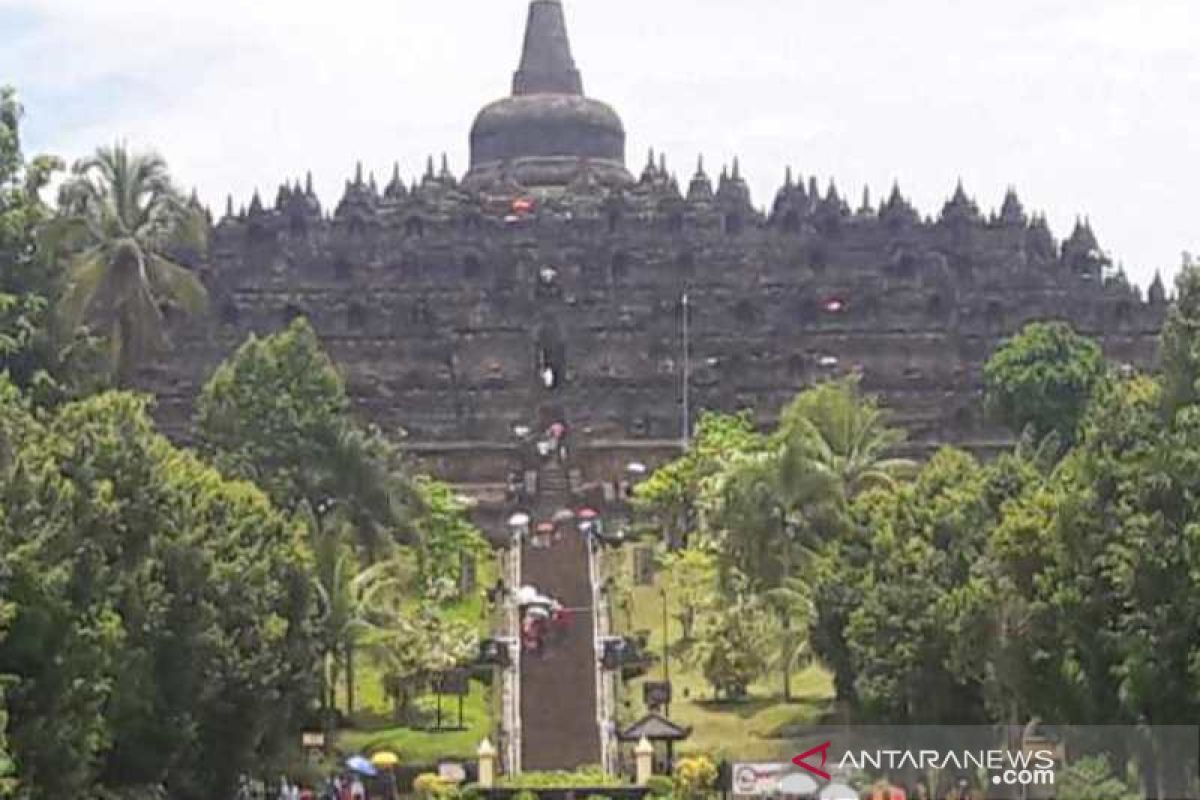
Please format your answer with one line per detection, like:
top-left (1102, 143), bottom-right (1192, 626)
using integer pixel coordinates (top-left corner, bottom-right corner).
top-left (513, 0), bottom-right (583, 96)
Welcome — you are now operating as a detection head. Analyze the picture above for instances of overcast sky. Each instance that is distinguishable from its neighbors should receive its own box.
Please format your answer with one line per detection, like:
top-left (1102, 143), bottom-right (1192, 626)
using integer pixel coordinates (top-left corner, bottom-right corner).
top-left (2, 0), bottom-right (1197, 288)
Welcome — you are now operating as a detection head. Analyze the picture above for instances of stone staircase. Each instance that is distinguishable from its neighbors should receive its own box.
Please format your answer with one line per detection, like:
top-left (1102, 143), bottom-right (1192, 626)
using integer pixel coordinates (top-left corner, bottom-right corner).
top-left (518, 453), bottom-right (602, 770)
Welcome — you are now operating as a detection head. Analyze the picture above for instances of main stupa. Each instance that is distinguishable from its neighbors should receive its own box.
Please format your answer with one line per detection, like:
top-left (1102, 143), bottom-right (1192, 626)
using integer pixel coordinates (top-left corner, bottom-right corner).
top-left (463, 0), bottom-right (633, 191)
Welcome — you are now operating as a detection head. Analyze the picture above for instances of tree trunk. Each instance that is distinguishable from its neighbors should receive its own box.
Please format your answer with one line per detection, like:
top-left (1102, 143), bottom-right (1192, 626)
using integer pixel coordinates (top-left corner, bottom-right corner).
top-left (345, 640), bottom-right (356, 717)
top-left (783, 653), bottom-right (793, 703)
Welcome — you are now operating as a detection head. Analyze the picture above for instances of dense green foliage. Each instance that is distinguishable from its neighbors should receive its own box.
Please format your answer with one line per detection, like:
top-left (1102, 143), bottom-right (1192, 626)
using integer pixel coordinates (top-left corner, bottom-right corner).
top-left (195, 319), bottom-right (484, 726)
top-left (1160, 262), bottom-right (1200, 414)
top-left (984, 320), bottom-right (1107, 444)
top-left (496, 766), bottom-right (623, 788)
top-left (0, 87), bottom-right (103, 405)
top-left (195, 318), bottom-right (415, 556)
top-left (0, 382), bottom-right (317, 799)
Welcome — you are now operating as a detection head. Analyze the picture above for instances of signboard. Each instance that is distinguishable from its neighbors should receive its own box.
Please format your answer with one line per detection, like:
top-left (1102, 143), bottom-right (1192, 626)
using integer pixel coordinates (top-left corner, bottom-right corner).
top-left (432, 668), bottom-right (471, 696)
top-left (732, 762), bottom-right (790, 796)
top-left (643, 680), bottom-right (672, 710)
top-left (301, 732), bottom-right (325, 749)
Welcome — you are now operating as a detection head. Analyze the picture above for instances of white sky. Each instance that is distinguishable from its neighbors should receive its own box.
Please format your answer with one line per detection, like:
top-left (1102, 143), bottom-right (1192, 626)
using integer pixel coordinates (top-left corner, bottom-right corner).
top-left (2, 0), bottom-right (1198, 288)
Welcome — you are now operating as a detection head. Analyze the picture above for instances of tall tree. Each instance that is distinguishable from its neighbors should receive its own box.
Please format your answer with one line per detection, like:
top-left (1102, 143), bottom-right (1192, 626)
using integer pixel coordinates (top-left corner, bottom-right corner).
top-left (0, 381), bottom-right (318, 799)
top-left (983, 321), bottom-right (1107, 445)
top-left (633, 411), bottom-right (764, 548)
top-left (0, 685), bottom-right (15, 798)
top-left (0, 86), bottom-right (102, 403)
top-left (839, 448), bottom-right (993, 722)
top-left (775, 376), bottom-right (915, 504)
top-left (195, 318), bottom-right (415, 557)
top-left (309, 514), bottom-right (415, 721)
top-left (54, 144), bottom-right (207, 383)
top-left (1159, 260), bottom-right (1200, 415)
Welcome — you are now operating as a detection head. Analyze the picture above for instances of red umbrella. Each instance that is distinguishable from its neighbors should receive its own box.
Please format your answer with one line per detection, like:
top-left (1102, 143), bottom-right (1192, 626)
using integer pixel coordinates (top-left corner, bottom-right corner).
top-left (577, 508), bottom-right (599, 520)
top-left (535, 521), bottom-right (555, 534)
top-left (548, 422), bottom-right (566, 438)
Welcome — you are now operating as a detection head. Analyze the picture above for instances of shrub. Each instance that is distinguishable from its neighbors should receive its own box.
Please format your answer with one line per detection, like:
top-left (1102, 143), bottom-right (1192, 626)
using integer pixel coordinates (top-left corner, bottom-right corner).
top-left (414, 772), bottom-right (455, 798)
top-left (674, 756), bottom-right (717, 800)
top-left (645, 774), bottom-right (675, 798)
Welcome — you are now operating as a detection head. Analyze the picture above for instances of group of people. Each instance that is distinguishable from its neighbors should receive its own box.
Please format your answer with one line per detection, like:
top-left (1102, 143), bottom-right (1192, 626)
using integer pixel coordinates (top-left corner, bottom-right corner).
top-left (254, 773), bottom-right (370, 800)
top-left (535, 421), bottom-right (568, 462)
top-left (516, 584), bottom-right (572, 653)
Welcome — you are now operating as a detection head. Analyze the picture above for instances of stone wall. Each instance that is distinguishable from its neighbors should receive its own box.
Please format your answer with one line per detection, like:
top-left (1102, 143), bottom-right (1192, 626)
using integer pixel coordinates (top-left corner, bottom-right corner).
top-left (145, 161), bottom-right (1166, 486)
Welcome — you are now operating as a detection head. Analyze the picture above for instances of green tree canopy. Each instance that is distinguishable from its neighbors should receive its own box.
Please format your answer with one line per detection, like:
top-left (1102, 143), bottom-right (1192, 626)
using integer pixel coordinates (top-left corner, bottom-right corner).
top-left (195, 318), bottom-right (417, 557)
top-left (0, 381), bottom-right (317, 799)
top-left (1159, 260), bottom-right (1200, 415)
top-left (984, 321), bottom-right (1107, 444)
top-left (0, 86), bottom-right (102, 404)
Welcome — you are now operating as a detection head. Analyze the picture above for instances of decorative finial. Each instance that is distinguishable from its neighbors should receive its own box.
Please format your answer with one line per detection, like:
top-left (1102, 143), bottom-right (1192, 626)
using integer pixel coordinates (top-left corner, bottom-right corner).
top-left (732, 157), bottom-right (741, 180)
top-left (305, 171), bottom-right (314, 196)
top-left (225, 194), bottom-right (234, 218)
top-left (784, 166), bottom-right (794, 188)
top-left (354, 162), bottom-right (364, 186)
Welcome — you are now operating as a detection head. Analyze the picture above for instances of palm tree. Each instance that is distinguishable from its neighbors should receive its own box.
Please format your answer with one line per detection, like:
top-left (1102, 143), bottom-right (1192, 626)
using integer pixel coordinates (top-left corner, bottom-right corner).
top-left (776, 376), bottom-right (917, 506)
top-left (309, 513), bottom-right (416, 721)
top-left (55, 144), bottom-right (207, 382)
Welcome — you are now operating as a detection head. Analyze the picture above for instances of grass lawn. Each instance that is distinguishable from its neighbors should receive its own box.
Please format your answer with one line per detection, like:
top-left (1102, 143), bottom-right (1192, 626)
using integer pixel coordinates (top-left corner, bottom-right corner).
top-left (333, 555), bottom-right (499, 764)
top-left (609, 545), bottom-right (835, 760)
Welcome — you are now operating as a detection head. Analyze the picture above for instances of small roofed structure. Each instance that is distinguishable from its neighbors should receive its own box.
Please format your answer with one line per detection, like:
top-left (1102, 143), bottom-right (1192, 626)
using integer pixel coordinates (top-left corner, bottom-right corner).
top-left (619, 712), bottom-right (691, 772)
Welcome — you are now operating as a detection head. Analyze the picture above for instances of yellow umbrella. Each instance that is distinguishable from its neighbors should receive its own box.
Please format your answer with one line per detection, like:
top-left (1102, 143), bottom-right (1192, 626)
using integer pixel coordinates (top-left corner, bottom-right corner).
top-left (370, 751), bottom-right (400, 768)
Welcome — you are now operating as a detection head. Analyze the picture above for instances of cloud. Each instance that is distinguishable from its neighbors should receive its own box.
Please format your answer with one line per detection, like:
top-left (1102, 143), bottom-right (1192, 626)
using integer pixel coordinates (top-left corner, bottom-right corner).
top-left (2, 0), bottom-right (1197, 286)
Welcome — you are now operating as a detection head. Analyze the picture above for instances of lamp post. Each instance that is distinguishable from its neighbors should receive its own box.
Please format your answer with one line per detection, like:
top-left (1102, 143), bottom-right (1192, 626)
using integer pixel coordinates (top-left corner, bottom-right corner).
top-left (681, 292), bottom-right (691, 449)
top-left (661, 587), bottom-right (671, 717)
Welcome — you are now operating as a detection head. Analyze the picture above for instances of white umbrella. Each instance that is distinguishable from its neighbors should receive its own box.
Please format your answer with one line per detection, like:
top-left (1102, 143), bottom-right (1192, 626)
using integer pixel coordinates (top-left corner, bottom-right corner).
top-left (818, 782), bottom-right (858, 800)
top-left (778, 773), bottom-right (820, 796)
top-left (515, 586), bottom-right (540, 605)
top-left (508, 512), bottom-right (530, 528)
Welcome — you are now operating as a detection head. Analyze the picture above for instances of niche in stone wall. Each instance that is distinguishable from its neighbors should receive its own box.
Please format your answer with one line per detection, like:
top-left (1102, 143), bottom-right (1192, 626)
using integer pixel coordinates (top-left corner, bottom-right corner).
top-left (677, 250), bottom-right (696, 276)
top-left (733, 299), bottom-right (761, 326)
top-left (611, 251), bottom-right (631, 284)
top-left (282, 303), bottom-right (305, 325)
top-left (347, 302), bottom-right (367, 331)
top-left (806, 244), bottom-right (829, 275)
top-left (788, 353), bottom-right (807, 378)
top-left (724, 213), bottom-right (744, 236)
top-left (927, 293), bottom-right (945, 316)
top-left (289, 214), bottom-right (307, 237)
top-left (347, 217), bottom-right (365, 237)
top-left (782, 210), bottom-right (801, 234)
top-left (667, 212), bottom-right (684, 234)
top-left (404, 216), bottom-right (425, 238)
top-left (220, 300), bottom-right (240, 327)
top-left (893, 252), bottom-right (918, 279)
top-left (985, 299), bottom-right (1005, 327)
top-left (607, 209), bottom-right (621, 234)
top-left (535, 322), bottom-right (566, 391)
top-left (334, 258), bottom-right (352, 281)
top-left (1115, 301), bottom-right (1132, 326)
top-left (463, 254), bottom-right (483, 280)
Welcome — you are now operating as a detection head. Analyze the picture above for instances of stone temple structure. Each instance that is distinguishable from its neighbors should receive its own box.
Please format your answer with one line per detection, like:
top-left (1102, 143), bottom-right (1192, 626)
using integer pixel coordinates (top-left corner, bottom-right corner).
top-left (148, 0), bottom-right (1168, 493)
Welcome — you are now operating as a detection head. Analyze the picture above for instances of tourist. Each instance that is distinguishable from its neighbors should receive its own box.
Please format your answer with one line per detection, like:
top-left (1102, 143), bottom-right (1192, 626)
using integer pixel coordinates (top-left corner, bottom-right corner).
top-left (349, 774), bottom-right (366, 800)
